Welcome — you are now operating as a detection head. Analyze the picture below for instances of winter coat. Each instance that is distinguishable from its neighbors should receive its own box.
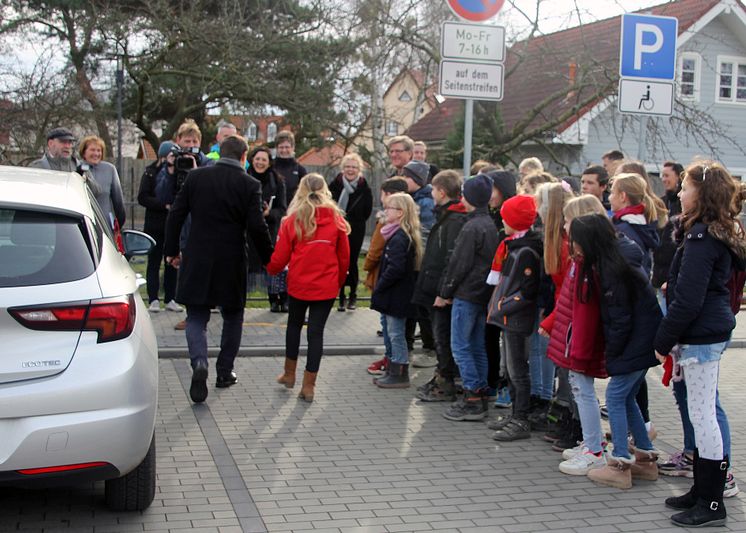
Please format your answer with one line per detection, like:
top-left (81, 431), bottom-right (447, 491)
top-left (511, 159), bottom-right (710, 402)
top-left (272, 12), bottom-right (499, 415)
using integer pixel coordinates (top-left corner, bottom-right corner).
top-left (654, 221), bottom-right (746, 354)
top-left (412, 200), bottom-right (467, 307)
top-left (488, 230), bottom-right (543, 335)
top-left (612, 215), bottom-right (659, 278)
top-left (440, 207), bottom-right (500, 306)
top-left (248, 167), bottom-right (287, 242)
top-left (600, 236), bottom-right (662, 376)
top-left (274, 157), bottom-right (307, 204)
top-left (329, 174), bottom-right (373, 260)
top-left (652, 190), bottom-right (682, 288)
top-left (266, 207), bottom-right (350, 301)
top-left (539, 237), bottom-right (571, 333)
top-left (363, 219), bottom-right (385, 291)
top-left (411, 184), bottom-right (436, 237)
top-left (88, 160), bottom-right (126, 228)
top-left (137, 161), bottom-right (171, 233)
top-left (371, 228), bottom-right (418, 318)
top-left (546, 258), bottom-right (607, 378)
top-left (163, 158), bottom-right (273, 308)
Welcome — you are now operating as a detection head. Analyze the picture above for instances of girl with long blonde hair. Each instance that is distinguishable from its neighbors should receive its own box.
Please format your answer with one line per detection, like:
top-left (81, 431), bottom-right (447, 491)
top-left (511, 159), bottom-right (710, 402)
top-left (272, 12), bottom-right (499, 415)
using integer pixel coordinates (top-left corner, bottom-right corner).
top-left (268, 174), bottom-right (351, 402)
top-left (371, 192), bottom-right (423, 388)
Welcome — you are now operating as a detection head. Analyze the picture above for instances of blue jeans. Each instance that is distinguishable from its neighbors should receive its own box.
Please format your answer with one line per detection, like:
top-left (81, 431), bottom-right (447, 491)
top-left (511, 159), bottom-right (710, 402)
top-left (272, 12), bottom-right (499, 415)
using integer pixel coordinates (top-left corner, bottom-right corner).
top-left (673, 379), bottom-right (731, 458)
top-left (569, 371), bottom-right (603, 453)
top-left (381, 314), bottom-right (408, 364)
top-left (606, 369), bottom-right (653, 459)
top-left (450, 298), bottom-right (488, 391)
top-left (529, 312), bottom-right (554, 400)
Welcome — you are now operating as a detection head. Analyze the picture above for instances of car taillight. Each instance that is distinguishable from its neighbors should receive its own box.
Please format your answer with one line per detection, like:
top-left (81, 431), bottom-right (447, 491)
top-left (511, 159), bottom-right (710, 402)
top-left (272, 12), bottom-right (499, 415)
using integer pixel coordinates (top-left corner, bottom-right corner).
top-left (9, 295), bottom-right (136, 343)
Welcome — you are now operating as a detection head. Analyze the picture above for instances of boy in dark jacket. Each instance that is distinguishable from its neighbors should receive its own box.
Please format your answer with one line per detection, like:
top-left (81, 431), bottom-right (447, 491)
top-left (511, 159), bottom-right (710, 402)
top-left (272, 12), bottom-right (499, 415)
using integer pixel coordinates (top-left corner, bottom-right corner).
top-left (412, 170), bottom-right (467, 402)
top-left (487, 195), bottom-right (542, 441)
top-left (440, 175), bottom-right (499, 421)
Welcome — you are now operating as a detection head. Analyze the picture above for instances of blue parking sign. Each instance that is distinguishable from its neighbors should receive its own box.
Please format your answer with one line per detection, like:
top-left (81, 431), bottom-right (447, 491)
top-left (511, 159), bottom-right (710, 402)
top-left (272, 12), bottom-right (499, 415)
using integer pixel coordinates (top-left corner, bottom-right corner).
top-left (620, 14), bottom-right (678, 80)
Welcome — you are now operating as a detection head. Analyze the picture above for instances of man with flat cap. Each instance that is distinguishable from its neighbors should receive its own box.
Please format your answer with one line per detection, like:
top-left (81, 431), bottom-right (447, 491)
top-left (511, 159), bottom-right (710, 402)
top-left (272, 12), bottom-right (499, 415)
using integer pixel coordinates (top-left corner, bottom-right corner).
top-left (31, 127), bottom-right (79, 172)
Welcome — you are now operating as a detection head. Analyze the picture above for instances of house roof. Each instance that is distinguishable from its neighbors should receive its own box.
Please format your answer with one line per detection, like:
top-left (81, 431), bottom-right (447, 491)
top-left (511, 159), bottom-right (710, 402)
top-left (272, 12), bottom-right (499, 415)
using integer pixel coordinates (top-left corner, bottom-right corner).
top-left (406, 0), bottom-right (724, 145)
top-left (297, 142), bottom-right (349, 167)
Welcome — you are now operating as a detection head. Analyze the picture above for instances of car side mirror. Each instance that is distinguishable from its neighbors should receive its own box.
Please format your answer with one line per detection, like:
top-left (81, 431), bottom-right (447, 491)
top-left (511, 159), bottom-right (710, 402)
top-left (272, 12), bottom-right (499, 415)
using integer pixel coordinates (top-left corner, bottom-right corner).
top-left (121, 229), bottom-right (156, 260)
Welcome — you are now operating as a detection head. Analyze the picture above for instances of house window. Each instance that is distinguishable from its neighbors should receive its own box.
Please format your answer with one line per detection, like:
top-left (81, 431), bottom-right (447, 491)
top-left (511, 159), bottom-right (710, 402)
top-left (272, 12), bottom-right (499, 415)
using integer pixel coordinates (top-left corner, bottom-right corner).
top-left (386, 120), bottom-right (399, 137)
top-left (717, 56), bottom-right (746, 104)
top-left (678, 52), bottom-right (700, 101)
top-left (267, 122), bottom-right (277, 143)
top-left (246, 122), bottom-right (257, 141)
top-left (399, 90), bottom-right (412, 102)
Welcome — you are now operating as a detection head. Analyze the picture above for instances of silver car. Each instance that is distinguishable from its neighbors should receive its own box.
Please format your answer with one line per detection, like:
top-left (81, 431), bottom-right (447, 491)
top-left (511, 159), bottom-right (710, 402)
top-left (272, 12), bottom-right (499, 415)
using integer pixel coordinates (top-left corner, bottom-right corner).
top-left (0, 166), bottom-right (158, 511)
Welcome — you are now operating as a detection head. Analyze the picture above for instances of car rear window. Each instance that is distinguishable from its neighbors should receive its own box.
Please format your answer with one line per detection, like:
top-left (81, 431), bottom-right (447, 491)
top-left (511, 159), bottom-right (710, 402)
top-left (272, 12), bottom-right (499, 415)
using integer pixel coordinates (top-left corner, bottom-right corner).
top-left (0, 208), bottom-right (95, 287)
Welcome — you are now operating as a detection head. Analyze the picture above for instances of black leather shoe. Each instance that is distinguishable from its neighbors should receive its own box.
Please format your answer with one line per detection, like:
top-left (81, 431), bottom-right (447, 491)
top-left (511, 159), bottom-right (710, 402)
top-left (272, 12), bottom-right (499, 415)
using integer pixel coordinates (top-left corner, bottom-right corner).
top-left (190, 360), bottom-right (209, 403)
top-left (270, 301), bottom-right (281, 313)
top-left (216, 371), bottom-right (238, 388)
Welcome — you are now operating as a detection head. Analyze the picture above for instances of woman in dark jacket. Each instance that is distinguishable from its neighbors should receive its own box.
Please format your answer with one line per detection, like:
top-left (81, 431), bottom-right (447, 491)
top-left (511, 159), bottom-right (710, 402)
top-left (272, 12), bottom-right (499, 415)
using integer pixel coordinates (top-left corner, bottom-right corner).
top-left (565, 215), bottom-right (661, 491)
top-left (654, 161), bottom-right (746, 528)
top-left (329, 153), bottom-right (373, 311)
top-left (248, 146), bottom-right (288, 312)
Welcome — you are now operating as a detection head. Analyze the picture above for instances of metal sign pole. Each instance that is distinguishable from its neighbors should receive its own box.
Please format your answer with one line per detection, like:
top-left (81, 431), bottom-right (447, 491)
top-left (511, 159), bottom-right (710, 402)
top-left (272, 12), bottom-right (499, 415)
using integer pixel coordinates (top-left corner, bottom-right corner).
top-left (463, 99), bottom-right (474, 178)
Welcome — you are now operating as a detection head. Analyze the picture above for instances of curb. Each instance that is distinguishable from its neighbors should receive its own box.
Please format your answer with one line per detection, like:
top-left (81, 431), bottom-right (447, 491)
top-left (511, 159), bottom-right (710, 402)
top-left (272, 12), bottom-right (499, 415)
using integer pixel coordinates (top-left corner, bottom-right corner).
top-left (158, 345), bottom-right (385, 358)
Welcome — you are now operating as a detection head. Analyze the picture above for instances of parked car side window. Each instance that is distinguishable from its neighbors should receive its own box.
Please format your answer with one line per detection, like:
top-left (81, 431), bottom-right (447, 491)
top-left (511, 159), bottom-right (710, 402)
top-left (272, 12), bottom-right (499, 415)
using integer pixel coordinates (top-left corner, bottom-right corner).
top-left (0, 208), bottom-right (95, 288)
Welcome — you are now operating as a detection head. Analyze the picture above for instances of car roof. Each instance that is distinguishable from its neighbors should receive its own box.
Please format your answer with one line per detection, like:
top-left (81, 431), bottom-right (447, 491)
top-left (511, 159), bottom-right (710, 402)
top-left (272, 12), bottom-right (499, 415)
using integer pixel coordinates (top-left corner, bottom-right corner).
top-left (0, 165), bottom-right (93, 218)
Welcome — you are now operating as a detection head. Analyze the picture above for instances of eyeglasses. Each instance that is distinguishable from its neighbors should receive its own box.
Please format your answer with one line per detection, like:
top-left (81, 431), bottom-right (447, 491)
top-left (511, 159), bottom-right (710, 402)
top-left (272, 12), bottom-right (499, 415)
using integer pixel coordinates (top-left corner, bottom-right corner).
top-left (388, 149), bottom-right (409, 155)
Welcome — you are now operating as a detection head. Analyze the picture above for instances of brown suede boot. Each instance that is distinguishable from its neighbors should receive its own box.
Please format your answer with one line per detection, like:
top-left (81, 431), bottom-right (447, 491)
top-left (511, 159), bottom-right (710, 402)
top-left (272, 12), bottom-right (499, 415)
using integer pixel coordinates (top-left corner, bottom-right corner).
top-left (631, 448), bottom-right (659, 481)
top-left (276, 358), bottom-right (298, 388)
top-left (587, 455), bottom-right (633, 489)
top-left (298, 371), bottom-right (318, 402)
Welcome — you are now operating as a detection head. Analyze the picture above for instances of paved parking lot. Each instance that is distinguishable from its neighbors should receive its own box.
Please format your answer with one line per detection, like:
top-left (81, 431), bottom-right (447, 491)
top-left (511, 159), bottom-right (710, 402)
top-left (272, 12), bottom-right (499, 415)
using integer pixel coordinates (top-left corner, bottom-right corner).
top-left (1, 350), bottom-right (745, 533)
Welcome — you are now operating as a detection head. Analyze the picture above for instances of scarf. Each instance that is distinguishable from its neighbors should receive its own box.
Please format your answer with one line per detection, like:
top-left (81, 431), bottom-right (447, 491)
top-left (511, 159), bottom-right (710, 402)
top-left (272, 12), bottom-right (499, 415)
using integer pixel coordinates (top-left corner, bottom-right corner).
top-left (381, 222), bottom-right (400, 241)
top-left (486, 230), bottom-right (528, 285)
top-left (612, 203), bottom-right (645, 222)
top-left (338, 176), bottom-right (359, 213)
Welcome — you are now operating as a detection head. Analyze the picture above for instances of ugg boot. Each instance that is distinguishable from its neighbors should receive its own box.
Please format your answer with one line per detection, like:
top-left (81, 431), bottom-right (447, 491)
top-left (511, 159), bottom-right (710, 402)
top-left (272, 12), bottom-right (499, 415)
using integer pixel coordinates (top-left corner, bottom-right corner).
top-left (587, 455), bottom-right (633, 489)
top-left (276, 357), bottom-right (298, 388)
top-left (631, 448), bottom-right (660, 481)
top-left (298, 371), bottom-right (318, 402)
top-left (666, 449), bottom-right (701, 510)
top-left (375, 362), bottom-right (410, 388)
top-left (671, 455), bottom-right (728, 528)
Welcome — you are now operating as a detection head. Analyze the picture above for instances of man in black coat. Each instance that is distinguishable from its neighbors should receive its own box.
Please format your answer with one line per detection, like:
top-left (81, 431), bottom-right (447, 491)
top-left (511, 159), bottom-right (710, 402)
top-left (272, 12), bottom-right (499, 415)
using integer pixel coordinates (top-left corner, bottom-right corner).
top-left (164, 135), bottom-right (273, 403)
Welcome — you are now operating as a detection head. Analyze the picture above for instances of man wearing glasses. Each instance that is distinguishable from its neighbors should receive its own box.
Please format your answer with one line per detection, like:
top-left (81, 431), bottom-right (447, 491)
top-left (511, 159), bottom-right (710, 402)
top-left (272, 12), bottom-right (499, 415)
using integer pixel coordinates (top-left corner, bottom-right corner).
top-left (387, 135), bottom-right (414, 176)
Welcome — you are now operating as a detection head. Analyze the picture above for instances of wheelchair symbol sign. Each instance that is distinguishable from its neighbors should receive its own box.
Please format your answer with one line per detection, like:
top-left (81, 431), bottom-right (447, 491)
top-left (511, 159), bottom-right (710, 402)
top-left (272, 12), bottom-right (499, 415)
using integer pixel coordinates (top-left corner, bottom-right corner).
top-left (447, 0), bottom-right (505, 22)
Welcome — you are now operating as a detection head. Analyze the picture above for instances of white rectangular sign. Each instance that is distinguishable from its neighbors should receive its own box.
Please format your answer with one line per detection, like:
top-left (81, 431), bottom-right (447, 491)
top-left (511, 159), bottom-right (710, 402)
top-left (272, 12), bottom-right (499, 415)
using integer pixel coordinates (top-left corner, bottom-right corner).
top-left (441, 22), bottom-right (505, 63)
top-left (618, 78), bottom-right (674, 116)
top-left (439, 60), bottom-right (504, 101)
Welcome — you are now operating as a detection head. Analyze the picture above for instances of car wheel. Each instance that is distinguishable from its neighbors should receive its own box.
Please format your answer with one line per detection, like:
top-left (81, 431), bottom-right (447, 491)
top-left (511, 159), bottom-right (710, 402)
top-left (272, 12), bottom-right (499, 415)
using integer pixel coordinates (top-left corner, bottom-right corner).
top-left (105, 433), bottom-right (156, 511)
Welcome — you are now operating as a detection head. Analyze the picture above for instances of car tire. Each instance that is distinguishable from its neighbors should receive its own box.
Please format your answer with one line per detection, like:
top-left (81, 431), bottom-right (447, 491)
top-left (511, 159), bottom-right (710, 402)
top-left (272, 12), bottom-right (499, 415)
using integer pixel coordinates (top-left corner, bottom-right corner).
top-left (105, 434), bottom-right (156, 511)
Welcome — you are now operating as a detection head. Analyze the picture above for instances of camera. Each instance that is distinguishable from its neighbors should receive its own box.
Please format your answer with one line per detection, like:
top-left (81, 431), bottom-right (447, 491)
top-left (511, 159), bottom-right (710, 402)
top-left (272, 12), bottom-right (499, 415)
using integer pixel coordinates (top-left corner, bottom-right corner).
top-left (173, 146), bottom-right (200, 172)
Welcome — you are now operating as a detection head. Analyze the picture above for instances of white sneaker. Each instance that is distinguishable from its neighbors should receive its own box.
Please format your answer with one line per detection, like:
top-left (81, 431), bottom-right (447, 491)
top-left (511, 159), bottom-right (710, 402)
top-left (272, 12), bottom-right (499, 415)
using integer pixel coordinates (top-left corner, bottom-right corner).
top-left (148, 300), bottom-right (161, 312)
top-left (562, 441), bottom-right (586, 460)
top-left (559, 449), bottom-right (606, 476)
top-left (165, 300), bottom-right (183, 312)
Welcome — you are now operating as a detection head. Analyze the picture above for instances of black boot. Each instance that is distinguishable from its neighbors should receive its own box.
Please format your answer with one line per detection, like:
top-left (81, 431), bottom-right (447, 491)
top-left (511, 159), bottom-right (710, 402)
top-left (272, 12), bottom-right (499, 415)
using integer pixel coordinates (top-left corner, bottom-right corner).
top-left (269, 293), bottom-right (280, 313)
top-left (551, 416), bottom-right (582, 452)
top-left (528, 398), bottom-right (551, 432)
top-left (347, 293), bottom-right (357, 310)
top-left (671, 455), bottom-right (728, 528)
top-left (543, 403), bottom-right (571, 442)
top-left (666, 449), bottom-right (700, 510)
top-left (375, 362), bottom-right (410, 388)
top-left (338, 290), bottom-right (346, 312)
top-left (279, 292), bottom-right (289, 313)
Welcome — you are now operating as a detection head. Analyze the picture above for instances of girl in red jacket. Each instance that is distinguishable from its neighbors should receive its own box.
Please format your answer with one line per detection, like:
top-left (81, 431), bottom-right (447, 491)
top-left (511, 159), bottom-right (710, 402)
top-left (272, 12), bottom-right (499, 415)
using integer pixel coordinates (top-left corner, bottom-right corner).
top-left (269, 174), bottom-right (351, 402)
top-left (545, 195), bottom-right (609, 476)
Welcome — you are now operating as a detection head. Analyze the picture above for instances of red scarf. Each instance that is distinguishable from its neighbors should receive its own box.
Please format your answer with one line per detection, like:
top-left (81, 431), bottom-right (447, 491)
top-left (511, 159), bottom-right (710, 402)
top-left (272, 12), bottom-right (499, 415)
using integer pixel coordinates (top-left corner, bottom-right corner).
top-left (491, 230), bottom-right (528, 273)
top-left (612, 203), bottom-right (645, 221)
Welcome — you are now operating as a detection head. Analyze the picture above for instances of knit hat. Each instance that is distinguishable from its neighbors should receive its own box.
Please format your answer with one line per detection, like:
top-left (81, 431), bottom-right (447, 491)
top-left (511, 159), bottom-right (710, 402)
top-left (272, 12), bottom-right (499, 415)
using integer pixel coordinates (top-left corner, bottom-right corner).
top-left (500, 194), bottom-right (537, 231)
top-left (402, 160), bottom-right (429, 187)
top-left (484, 170), bottom-right (517, 200)
top-left (462, 174), bottom-right (493, 208)
top-left (158, 141), bottom-right (176, 158)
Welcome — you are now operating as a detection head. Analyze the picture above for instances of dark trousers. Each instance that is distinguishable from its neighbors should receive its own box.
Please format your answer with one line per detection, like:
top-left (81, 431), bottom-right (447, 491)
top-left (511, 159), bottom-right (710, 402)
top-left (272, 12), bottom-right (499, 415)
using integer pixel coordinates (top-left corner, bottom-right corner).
top-left (185, 305), bottom-right (244, 377)
top-left (286, 296), bottom-right (335, 372)
top-left (502, 330), bottom-right (531, 420)
top-left (430, 304), bottom-right (457, 379)
top-left (485, 322), bottom-right (503, 389)
top-left (145, 222), bottom-right (177, 303)
top-left (636, 378), bottom-right (650, 423)
top-left (405, 310), bottom-right (435, 351)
